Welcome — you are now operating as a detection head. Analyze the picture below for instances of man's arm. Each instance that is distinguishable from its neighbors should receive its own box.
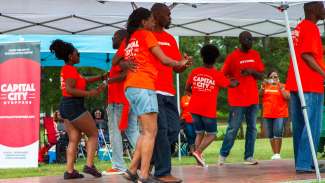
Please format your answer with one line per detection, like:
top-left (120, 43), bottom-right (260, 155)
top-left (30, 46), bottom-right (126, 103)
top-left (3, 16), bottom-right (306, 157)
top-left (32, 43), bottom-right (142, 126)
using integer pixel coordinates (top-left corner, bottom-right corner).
top-left (302, 53), bottom-right (325, 78)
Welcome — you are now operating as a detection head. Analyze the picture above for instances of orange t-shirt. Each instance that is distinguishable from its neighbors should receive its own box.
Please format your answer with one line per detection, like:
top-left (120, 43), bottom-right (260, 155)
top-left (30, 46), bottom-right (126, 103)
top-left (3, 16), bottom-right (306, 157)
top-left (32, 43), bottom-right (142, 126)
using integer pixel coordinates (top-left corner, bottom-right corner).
top-left (117, 29), bottom-right (159, 90)
top-left (222, 49), bottom-right (264, 107)
top-left (180, 95), bottom-right (193, 123)
top-left (152, 31), bottom-right (182, 95)
top-left (262, 83), bottom-right (289, 118)
top-left (187, 67), bottom-right (230, 118)
top-left (60, 65), bottom-right (86, 97)
top-left (286, 19), bottom-right (324, 93)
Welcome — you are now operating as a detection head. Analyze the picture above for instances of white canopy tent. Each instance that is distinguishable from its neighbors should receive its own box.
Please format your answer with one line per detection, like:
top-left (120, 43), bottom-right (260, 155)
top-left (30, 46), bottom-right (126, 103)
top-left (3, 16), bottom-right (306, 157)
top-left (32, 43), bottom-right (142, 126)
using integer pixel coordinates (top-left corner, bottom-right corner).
top-left (0, 0), bottom-right (322, 181)
top-left (0, 0), bottom-right (323, 37)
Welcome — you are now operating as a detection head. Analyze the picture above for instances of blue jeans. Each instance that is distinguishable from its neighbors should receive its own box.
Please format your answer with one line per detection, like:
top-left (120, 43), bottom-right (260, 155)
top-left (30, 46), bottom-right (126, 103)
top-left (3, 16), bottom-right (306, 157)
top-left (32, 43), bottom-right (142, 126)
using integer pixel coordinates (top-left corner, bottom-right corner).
top-left (153, 94), bottom-right (180, 177)
top-left (263, 118), bottom-right (285, 138)
top-left (290, 92), bottom-right (323, 171)
top-left (220, 104), bottom-right (259, 160)
top-left (107, 103), bottom-right (139, 171)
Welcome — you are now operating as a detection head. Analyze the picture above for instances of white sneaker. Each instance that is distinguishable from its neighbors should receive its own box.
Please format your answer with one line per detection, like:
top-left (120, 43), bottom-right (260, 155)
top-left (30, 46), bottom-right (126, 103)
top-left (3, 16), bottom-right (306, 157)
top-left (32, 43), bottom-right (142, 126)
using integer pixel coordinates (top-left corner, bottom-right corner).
top-left (218, 155), bottom-right (227, 166)
top-left (271, 154), bottom-right (281, 160)
top-left (244, 157), bottom-right (258, 165)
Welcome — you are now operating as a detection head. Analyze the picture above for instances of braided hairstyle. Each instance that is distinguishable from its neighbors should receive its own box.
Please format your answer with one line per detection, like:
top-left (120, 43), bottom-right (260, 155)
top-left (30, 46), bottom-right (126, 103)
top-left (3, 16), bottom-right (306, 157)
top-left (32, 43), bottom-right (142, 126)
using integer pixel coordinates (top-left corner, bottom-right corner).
top-left (126, 7), bottom-right (151, 43)
top-left (49, 39), bottom-right (75, 63)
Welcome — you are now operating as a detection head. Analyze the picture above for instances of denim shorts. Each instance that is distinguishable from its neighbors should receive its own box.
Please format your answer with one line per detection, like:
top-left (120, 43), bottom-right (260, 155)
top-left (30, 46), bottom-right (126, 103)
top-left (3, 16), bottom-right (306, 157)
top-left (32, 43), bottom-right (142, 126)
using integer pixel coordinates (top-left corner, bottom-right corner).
top-left (263, 118), bottom-right (285, 138)
top-left (192, 114), bottom-right (217, 134)
top-left (59, 97), bottom-right (87, 121)
top-left (125, 87), bottom-right (158, 116)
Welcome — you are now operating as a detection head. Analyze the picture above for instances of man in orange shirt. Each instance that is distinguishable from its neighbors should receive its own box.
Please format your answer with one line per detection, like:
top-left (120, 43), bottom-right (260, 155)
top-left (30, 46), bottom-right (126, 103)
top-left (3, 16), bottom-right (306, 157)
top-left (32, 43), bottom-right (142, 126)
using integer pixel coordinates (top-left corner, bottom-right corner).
top-left (286, 2), bottom-right (325, 173)
top-left (219, 31), bottom-right (264, 166)
top-left (151, 3), bottom-right (191, 183)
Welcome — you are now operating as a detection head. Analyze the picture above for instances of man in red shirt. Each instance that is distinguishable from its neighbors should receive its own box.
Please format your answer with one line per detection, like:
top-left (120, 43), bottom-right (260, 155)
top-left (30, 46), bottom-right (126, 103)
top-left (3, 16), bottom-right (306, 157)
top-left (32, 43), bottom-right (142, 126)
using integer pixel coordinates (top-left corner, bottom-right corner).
top-left (286, 2), bottom-right (325, 173)
top-left (151, 3), bottom-right (191, 183)
top-left (219, 31), bottom-right (264, 166)
top-left (103, 29), bottom-right (139, 175)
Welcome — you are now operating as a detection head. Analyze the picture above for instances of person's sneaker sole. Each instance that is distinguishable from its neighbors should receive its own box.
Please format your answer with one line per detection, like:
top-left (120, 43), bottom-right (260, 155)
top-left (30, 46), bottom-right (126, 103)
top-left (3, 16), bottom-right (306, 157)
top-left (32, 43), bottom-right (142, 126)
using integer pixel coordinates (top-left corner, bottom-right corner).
top-left (102, 171), bottom-right (124, 175)
top-left (243, 161), bottom-right (258, 165)
top-left (192, 152), bottom-right (206, 167)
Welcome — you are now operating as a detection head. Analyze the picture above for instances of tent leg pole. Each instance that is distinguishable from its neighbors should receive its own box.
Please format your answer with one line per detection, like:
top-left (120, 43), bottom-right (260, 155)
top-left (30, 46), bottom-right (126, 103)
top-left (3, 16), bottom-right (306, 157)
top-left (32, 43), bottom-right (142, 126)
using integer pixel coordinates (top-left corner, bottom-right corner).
top-left (176, 73), bottom-right (182, 160)
top-left (282, 6), bottom-right (321, 181)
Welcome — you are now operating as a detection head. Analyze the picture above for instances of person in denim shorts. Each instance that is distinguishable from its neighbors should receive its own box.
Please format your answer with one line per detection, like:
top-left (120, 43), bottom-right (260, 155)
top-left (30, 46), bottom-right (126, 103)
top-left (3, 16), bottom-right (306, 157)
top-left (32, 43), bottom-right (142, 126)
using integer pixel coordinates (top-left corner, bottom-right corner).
top-left (50, 39), bottom-right (106, 179)
top-left (112, 8), bottom-right (188, 183)
top-left (186, 44), bottom-right (238, 167)
top-left (261, 70), bottom-right (289, 160)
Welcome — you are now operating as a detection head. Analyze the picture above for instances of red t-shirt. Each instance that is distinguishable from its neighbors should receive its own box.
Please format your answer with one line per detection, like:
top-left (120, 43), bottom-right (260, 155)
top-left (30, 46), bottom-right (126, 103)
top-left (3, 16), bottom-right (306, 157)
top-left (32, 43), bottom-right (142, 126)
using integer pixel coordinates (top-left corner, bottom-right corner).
top-left (187, 67), bottom-right (230, 118)
top-left (117, 29), bottom-right (159, 90)
top-left (107, 65), bottom-right (128, 104)
top-left (222, 49), bottom-right (264, 106)
top-left (60, 65), bottom-right (86, 97)
top-left (262, 83), bottom-right (289, 118)
top-left (152, 31), bottom-right (182, 95)
top-left (286, 19), bottom-right (324, 93)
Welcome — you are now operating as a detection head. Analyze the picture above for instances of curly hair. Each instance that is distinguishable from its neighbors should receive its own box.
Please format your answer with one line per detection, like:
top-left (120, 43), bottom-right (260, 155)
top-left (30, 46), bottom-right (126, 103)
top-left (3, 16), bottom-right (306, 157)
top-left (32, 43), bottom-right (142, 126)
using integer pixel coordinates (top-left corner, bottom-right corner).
top-left (126, 7), bottom-right (151, 43)
top-left (49, 39), bottom-right (75, 63)
top-left (200, 44), bottom-right (220, 65)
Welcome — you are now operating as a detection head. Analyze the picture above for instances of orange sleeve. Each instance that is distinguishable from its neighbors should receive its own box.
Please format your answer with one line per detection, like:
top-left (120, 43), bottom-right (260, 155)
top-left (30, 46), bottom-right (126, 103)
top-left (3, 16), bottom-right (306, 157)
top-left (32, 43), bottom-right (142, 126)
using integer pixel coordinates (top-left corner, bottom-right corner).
top-left (145, 31), bottom-right (158, 49)
top-left (63, 66), bottom-right (79, 80)
top-left (116, 40), bottom-right (126, 58)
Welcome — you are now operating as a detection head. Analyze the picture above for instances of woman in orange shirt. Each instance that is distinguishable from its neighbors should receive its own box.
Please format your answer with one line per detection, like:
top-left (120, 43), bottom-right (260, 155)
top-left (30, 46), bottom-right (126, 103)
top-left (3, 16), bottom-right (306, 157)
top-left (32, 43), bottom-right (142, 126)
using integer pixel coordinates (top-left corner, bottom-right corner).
top-left (113, 8), bottom-right (188, 183)
top-left (50, 40), bottom-right (106, 179)
top-left (261, 70), bottom-right (290, 160)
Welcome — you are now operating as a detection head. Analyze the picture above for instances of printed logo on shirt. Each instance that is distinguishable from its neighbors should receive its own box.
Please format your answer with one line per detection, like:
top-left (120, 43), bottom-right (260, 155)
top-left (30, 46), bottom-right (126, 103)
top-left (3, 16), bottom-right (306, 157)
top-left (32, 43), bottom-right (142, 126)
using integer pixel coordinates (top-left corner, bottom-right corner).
top-left (239, 59), bottom-right (255, 64)
top-left (158, 41), bottom-right (171, 47)
top-left (193, 74), bottom-right (215, 92)
top-left (125, 38), bottom-right (139, 59)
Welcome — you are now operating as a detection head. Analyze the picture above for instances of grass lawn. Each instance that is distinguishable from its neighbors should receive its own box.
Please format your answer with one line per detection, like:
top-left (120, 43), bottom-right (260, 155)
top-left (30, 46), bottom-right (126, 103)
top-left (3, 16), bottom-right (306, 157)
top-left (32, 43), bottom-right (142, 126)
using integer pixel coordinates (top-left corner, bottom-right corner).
top-left (2, 137), bottom-right (325, 180)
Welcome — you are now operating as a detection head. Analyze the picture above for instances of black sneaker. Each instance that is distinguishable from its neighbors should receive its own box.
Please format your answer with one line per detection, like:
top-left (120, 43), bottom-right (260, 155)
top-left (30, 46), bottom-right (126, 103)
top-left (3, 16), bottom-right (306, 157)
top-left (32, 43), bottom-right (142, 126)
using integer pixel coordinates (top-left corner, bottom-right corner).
top-left (63, 169), bottom-right (84, 179)
top-left (83, 165), bottom-right (102, 177)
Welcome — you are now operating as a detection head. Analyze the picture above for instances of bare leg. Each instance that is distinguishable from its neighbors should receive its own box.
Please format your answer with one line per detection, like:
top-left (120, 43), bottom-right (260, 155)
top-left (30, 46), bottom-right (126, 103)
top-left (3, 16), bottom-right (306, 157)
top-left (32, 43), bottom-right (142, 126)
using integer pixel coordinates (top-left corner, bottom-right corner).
top-left (274, 138), bottom-right (282, 154)
top-left (194, 133), bottom-right (204, 151)
top-left (72, 112), bottom-right (98, 167)
top-left (197, 134), bottom-right (216, 153)
top-left (136, 113), bottom-right (157, 179)
top-left (64, 120), bottom-right (81, 173)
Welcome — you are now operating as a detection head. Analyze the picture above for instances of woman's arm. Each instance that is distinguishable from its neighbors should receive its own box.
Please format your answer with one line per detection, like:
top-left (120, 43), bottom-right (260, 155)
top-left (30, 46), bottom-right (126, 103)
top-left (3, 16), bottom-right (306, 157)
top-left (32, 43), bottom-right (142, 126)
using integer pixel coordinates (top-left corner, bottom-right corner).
top-left (150, 45), bottom-right (187, 67)
top-left (85, 72), bottom-right (108, 83)
top-left (65, 78), bottom-right (99, 97)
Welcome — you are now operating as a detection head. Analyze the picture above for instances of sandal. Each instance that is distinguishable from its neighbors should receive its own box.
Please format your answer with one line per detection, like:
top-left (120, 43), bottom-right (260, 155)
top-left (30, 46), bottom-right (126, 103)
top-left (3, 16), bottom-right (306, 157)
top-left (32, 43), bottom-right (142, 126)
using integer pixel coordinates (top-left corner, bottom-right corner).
top-left (123, 169), bottom-right (139, 182)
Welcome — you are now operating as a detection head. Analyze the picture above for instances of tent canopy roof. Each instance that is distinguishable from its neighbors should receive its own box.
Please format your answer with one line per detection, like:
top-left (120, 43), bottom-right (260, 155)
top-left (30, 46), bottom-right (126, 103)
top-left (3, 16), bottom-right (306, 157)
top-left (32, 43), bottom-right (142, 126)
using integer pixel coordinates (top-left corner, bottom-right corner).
top-left (0, 0), bottom-right (322, 37)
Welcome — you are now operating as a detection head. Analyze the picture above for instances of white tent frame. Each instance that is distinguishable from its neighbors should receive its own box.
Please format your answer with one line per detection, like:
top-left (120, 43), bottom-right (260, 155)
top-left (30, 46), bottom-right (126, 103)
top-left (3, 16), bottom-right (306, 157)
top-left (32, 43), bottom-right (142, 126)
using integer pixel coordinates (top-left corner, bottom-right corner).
top-left (0, 0), bottom-right (322, 181)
